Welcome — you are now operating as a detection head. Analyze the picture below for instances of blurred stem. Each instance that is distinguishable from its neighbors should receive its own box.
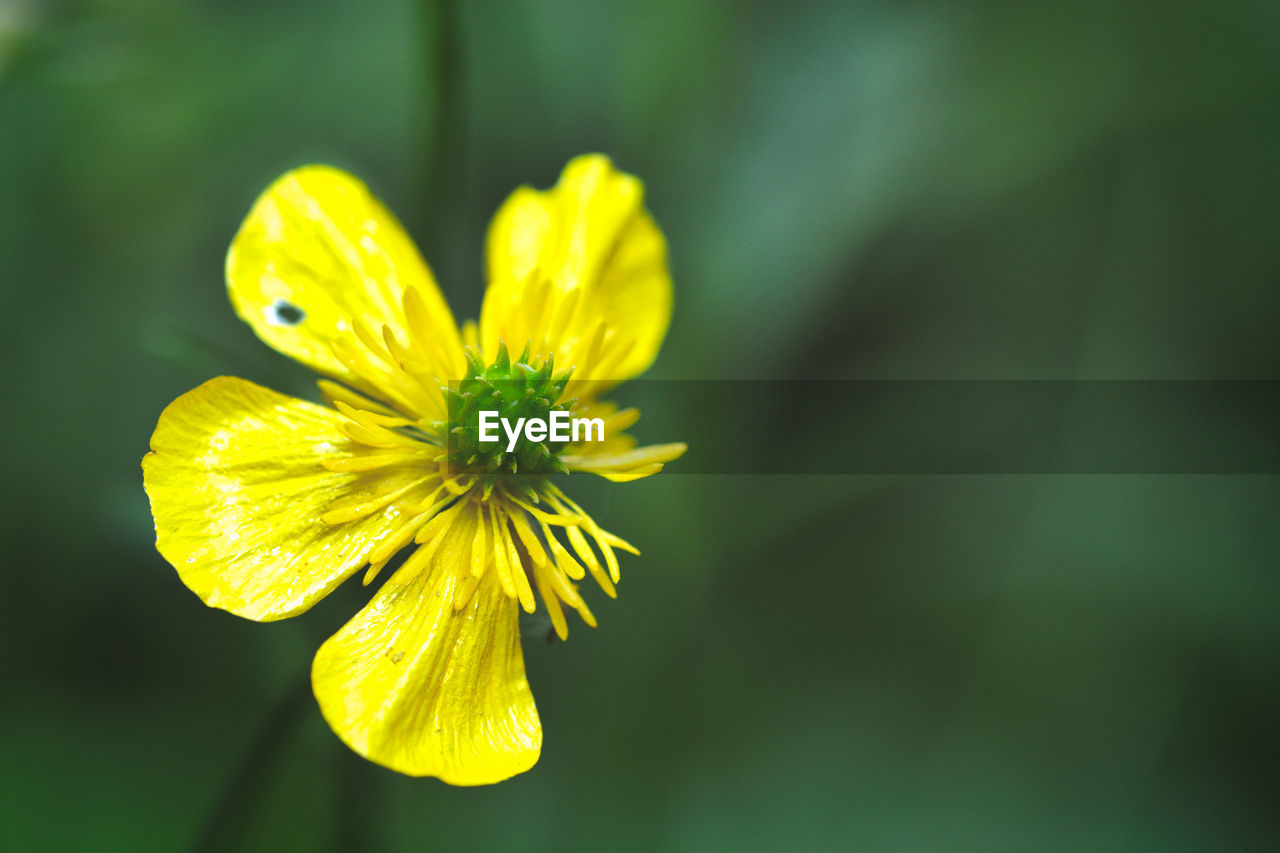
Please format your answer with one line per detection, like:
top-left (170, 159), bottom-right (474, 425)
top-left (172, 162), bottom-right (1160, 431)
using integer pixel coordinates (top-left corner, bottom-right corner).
top-left (419, 0), bottom-right (466, 287)
top-left (189, 677), bottom-right (311, 853)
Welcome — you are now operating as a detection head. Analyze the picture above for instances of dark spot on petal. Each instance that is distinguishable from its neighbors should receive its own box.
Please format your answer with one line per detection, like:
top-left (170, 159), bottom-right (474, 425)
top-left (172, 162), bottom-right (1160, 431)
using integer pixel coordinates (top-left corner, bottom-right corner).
top-left (269, 299), bottom-right (305, 326)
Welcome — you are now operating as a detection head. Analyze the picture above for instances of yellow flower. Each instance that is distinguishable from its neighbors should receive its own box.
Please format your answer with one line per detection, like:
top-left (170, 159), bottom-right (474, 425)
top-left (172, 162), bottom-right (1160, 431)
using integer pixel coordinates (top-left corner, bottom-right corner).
top-left (142, 155), bottom-right (685, 785)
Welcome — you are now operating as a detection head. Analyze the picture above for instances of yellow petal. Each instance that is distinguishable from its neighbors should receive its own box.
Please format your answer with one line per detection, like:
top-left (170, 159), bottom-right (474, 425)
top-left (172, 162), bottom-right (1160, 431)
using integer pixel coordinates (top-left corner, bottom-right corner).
top-left (311, 528), bottom-right (541, 785)
top-left (480, 154), bottom-right (672, 387)
top-left (143, 376), bottom-right (421, 621)
top-left (562, 442), bottom-right (688, 481)
top-left (226, 165), bottom-right (464, 406)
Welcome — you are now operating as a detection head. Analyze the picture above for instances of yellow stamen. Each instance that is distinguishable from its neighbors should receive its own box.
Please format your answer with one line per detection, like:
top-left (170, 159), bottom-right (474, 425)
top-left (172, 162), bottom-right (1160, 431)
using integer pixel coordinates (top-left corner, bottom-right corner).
top-left (321, 478), bottom-right (420, 525)
top-left (533, 566), bottom-right (568, 641)
top-left (362, 508), bottom-right (431, 585)
top-left (496, 510), bottom-right (536, 613)
top-left (322, 452), bottom-right (431, 473)
top-left (333, 400), bottom-right (412, 428)
top-left (317, 380), bottom-right (399, 418)
top-left (564, 520), bottom-right (614, 599)
top-left (509, 511), bottom-right (550, 568)
top-left (469, 503), bottom-right (488, 579)
top-left (413, 499), bottom-right (465, 544)
top-left (539, 520), bottom-right (586, 581)
top-left (505, 493), bottom-right (583, 527)
top-left (336, 418), bottom-right (417, 449)
top-left (452, 573), bottom-right (481, 611)
top-left (487, 503), bottom-right (517, 598)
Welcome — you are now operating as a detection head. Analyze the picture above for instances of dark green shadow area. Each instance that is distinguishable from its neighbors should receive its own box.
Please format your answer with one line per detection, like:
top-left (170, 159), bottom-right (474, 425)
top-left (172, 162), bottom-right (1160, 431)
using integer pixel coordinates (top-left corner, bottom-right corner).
top-left (2, 1), bottom-right (1278, 851)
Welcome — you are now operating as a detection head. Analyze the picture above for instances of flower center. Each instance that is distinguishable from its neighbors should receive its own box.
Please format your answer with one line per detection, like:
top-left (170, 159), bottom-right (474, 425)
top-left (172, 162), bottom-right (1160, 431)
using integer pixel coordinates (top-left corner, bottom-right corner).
top-left (444, 343), bottom-right (572, 476)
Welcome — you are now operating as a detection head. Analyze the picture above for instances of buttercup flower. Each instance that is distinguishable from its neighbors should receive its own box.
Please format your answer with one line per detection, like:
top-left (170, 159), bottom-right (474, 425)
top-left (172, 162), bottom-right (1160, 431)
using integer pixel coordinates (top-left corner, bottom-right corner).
top-left (143, 155), bottom-right (685, 785)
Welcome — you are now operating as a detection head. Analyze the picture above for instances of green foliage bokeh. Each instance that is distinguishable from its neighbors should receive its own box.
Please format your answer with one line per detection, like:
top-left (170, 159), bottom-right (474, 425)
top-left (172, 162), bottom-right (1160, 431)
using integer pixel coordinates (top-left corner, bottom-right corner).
top-left (1, 1), bottom-right (1278, 850)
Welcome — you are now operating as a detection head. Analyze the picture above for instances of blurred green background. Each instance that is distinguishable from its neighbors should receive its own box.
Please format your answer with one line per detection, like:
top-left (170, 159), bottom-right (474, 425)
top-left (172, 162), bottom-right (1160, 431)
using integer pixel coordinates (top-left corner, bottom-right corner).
top-left (2, 1), bottom-right (1279, 850)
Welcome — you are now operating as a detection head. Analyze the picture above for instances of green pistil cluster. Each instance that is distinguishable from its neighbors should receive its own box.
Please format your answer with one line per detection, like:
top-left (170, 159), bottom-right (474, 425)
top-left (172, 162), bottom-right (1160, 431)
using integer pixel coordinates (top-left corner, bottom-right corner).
top-left (444, 343), bottom-right (573, 476)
